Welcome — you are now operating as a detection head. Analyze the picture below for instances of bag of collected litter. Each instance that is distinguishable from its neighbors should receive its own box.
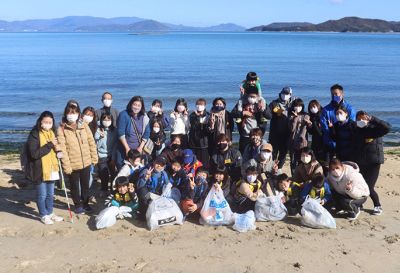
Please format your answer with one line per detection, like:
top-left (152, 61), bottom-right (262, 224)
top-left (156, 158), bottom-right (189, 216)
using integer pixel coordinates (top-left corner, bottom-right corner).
top-left (146, 197), bottom-right (183, 231)
top-left (255, 193), bottom-right (287, 221)
top-left (233, 210), bottom-right (256, 232)
top-left (301, 196), bottom-right (336, 229)
top-left (96, 206), bottom-right (120, 229)
top-left (200, 186), bottom-right (234, 226)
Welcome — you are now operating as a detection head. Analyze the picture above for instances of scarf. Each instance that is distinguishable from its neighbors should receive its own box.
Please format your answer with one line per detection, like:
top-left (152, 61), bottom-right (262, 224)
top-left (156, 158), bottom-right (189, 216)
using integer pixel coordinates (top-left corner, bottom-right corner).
top-left (39, 129), bottom-right (59, 181)
top-left (213, 110), bottom-right (226, 136)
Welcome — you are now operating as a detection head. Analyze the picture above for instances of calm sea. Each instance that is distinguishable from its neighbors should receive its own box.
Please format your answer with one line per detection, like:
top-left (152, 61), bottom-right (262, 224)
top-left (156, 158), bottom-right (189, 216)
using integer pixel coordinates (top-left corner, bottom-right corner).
top-left (0, 32), bottom-right (399, 152)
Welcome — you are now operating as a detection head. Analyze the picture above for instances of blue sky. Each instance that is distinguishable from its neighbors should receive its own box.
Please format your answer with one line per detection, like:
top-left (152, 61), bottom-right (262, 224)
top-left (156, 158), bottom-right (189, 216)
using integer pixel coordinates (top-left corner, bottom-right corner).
top-left (0, 0), bottom-right (398, 27)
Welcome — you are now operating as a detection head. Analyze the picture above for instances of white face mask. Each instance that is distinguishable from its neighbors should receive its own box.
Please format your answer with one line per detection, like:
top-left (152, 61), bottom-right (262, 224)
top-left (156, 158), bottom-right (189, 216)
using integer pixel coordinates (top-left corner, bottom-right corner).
top-left (294, 106), bottom-right (302, 113)
top-left (151, 106), bottom-right (161, 113)
top-left (247, 175), bottom-right (257, 183)
top-left (177, 105), bottom-right (186, 113)
top-left (280, 94), bottom-right (291, 101)
top-left (102, 120), bottom-right (112, 128)
top-left (83, 115), bottom-right (93, 123)
top-left (301, 155), bottom-right (312, 164)
top-left (41, 123), bottom-right (53, 131)
top-left (196, 105), bottom-right (205, 112)
top-left (357, 120), bottom-right (368, 128)
top-left (310, 107), bottom-right (319, 114)
top-left (248, 97), bottom-right (257, 104)
top-left (153, 127), bottom-right (160, 133)
top-left (66, 114), bottom-right (79, 123)
top-left (103, 99), bottom-right (112, 108)
top-left (331, 169), bottom-right (343, 177)
top-left (336, 113), bottom-right (347, 122)
top-left (131, 106), bottom-right (141, 114)
top-left (260, 151), bottom-right (272, 161)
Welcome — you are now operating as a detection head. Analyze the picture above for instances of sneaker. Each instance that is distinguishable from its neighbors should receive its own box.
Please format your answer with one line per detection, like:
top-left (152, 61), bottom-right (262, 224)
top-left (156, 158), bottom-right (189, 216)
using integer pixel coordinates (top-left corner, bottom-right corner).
top-left (49, 213), bottom-right (64, 222)
top-left (347, 207), bottom-right (361, 221)
top-left (372, 206), bottom-right (383, 216)
top-left (89, 195), bottom-right (97, 204)
top-left (41, 215), bottom-right (54, 225)
top-left (75, 207), bottom-right (85, 215)
top-left (84, 205), bottom-right (94, 214)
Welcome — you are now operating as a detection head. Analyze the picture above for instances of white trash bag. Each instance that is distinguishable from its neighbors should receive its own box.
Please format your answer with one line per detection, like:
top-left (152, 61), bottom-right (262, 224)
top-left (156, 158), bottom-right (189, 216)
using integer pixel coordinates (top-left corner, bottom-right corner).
top-left (301, 196), bottom-right (336, 229)
top-left (200, 186), bottom-right (234, 226)
top-left (96, 206), bottom-right (120, 229)
top-left (146, 196), bottom-right (183, 231)
top-left (255, 193), bottom-right (287, 221)
top-left (233, 210), bottom-right (256, 232)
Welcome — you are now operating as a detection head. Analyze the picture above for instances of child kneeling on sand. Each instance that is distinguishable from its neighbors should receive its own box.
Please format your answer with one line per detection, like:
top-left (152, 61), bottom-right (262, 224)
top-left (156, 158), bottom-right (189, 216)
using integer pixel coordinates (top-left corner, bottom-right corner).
top-left (105, 176), bottom-right (139, 217)
top-left (300, 174), bottom-right (332, 208)
top-left (233, 166), bottom-right (263, 214)
top-left (277, 173), bottom-right (303, 216)
top-left (180, 167), bottom-right (209, 217)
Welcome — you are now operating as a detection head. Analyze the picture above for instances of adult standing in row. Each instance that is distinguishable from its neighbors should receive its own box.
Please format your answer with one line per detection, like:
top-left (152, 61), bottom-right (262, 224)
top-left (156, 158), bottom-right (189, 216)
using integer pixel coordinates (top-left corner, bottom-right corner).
top-left (96, 91), bottom-right (119, 128)
top-left (116, 96), bottom-right (150, 169)
top-left (27, 111), bottom-right (64, 224)
top-left (58, 100), bottom-right (98, 214)
top-left (320, 84), bottom-right (356, 159)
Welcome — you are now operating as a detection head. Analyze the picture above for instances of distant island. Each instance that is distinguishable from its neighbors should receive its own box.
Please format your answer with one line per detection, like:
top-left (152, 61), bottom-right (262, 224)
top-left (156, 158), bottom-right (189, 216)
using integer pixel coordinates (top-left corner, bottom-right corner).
top-left (247, 17), bottom-right (400, 33)
top-left (0, 16), bottom-right (399, 33)
top-left (0, 16), bottom-right (246, 32)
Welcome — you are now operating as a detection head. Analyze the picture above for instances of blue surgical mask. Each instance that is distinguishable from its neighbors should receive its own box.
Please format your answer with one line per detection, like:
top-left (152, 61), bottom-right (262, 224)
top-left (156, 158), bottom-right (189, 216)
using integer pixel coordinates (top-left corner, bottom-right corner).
top-left (332, 95), bottom-right (342, 104)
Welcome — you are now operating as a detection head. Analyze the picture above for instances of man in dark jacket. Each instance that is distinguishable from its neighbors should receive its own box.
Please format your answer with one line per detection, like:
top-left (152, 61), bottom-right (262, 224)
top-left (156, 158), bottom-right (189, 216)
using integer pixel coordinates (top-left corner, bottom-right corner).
top-left (189, 98), bottom-right (211, 168)
top-left (95, 91), bottom-right (119, 128)
top-left (268, 86), bottom-right (295, 171)
top-left (353, 111), bottom-right (391, 216)
top-left (231, 85), bottom-right (271, 153)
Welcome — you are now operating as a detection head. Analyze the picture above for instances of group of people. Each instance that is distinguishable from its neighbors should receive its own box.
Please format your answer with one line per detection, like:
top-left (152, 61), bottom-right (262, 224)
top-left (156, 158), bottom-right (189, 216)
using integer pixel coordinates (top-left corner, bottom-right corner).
top-left (25, 72), bottom-right (391, 226)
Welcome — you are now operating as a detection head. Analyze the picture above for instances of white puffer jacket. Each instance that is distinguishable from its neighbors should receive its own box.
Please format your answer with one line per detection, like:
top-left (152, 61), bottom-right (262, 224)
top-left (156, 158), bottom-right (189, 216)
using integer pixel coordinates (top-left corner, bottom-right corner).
top-left (327, 161), bottom-right (370, 199)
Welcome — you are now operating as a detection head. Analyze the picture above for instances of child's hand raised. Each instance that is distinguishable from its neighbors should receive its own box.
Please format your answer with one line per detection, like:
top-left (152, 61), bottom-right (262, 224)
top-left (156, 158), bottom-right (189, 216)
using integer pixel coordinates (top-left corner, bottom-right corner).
top-left (189, 177), bottom-right (195, 190)
top-left (128, 183), bottom-right (135, 193)
top-left (345, 180), bottom-right (353, 191)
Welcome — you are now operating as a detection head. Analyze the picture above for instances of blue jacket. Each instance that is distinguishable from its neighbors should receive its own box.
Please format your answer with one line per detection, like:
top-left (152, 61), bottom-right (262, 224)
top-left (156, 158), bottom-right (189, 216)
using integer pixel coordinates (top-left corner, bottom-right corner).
top-left (320, 100), bottom-right (356, 150)
top-left (117, 110), bottom-right (150, 148)
top-left (300, 182), bottom-right (332, 203)
top-left (137, 168), bottom-right (170, 195)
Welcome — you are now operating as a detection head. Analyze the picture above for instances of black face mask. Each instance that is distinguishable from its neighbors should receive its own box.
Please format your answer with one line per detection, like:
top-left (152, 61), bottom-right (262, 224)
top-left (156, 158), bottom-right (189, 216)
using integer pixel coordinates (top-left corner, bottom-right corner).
top-left (218, 143), bottom-right (228, 151)
top-left (171, 144), bottom-right (180, 151)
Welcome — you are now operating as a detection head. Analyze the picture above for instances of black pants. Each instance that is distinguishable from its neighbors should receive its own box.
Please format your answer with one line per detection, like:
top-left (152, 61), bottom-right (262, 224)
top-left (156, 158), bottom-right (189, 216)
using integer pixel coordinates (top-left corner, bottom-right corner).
top-left (269, 136), bottom-right (288, 169)
top-left (98, 158), bottom-right (117, 191)
top-left (359, 163), bottom-right (381, 207)
top-left (334, 192), bottom-right (367, 213)
top-left (69, 166), bottom-right (91, 208)
top-left (239, 136), bottom-right (250, 154)
top-left (192, 147), bottom-right (210, 169)
top-left (289, 149), bottom-right (301, 176)
top-left (137, 187), bottom-right (151, 219)
top-left (234, 198), bottom-right (255, 214)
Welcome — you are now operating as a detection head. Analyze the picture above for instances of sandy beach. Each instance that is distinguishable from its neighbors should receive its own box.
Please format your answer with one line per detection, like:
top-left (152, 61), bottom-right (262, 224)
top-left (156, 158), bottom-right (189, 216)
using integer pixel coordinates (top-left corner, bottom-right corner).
top-left (0, 150), bottom-right (399, 273)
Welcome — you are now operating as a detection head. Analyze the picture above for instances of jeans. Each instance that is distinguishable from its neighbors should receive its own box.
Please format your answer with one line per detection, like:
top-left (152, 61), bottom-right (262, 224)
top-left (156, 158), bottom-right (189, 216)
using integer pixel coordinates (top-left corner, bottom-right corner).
top-left (36, 181), bottom-right (55, 217)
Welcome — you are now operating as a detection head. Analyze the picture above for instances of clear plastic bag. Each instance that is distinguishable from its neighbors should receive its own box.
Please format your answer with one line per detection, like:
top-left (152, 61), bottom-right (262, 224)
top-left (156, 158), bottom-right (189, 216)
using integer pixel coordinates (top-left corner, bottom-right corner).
top-left (255, 193), bottom-right (287, 221)
top-left (200, 186), bottom-right (234, 226)
top-left (233, 210), bottom-right (256, 232)
top-left (146, 197), bottom-right (183, 231)
top-left (95, 206), bottom-right (120, 229)
top-left (301, 196), bottom-right (336, 229)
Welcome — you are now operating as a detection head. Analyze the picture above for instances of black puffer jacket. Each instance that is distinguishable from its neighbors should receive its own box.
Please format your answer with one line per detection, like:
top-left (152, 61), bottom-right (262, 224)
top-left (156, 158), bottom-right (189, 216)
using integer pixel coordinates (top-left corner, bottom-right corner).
top-left (27, 127), bottom-right (56, 183)
top-left (353, 116), bottom-right (391, 165)
top-left (189, 111), bottom-right (210, 149)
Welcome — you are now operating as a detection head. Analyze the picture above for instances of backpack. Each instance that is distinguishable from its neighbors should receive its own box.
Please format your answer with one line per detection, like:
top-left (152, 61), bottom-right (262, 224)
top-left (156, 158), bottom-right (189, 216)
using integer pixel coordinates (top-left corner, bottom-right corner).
top-left (20, 139), bottom-right (33, 182)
